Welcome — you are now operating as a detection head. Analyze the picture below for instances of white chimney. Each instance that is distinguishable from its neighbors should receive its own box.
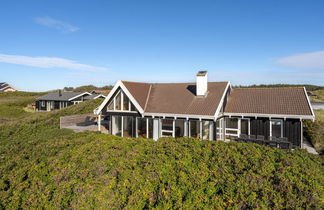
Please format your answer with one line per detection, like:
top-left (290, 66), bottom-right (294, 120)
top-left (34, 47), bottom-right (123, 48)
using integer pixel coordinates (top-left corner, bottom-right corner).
top-left (196, 71), bottom-right (208, 96)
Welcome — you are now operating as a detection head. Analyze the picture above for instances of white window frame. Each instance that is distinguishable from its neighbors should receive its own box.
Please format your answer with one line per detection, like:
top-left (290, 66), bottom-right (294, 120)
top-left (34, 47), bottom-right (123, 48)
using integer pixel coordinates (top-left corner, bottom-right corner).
top-left (270, 119), bottom-right (283, 138)
top-left (188, 120), bottom-right (202, 139)
top-left (41, 101), bottom-right (45, 107)
top-left (161, 118), bottom-right (174, 137)
top-left (216, 118), bottom-right (224, 140)
top-left (239, 118), bottom-right (250, 136)
top-left (225, 117), bottom-right (239, 138)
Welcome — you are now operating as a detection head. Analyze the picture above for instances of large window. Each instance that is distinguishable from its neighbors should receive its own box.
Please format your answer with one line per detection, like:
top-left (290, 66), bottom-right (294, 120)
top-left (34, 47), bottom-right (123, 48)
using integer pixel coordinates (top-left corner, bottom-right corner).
top-left (137, 117), bottom-right (147, 138)
top-left (216, 118), bottom-right (224, 140)
top-left (226, 118), bottom-right (238, 129)
top-left (225, 117), bottom-right (239, 139)
top-left (136, 117), bottom-right (153, 139)
top-left (115, 92), bottom-right (122, 110)
top-left (190, 120), bottom-right (200, 139)
top-left (175, 119), bottom-right (185, 138)
top-left (106, 90), bottom-right (137, 112)
top-left (202, 121), bottom-right (210, 140)
top-left (148, 118), bottom-right (153, 138)
top-left (123, 116), bottom-right (134, 138)
top-left (112, 115), bottom-right (122, 136)
top-left (271, 119), bottom-right (283, 138)
top-left (107, 100), bottom-right (114, 110)
top-left (161, 119), bottom-right (173, 137)
top-left (123, 94), bottom-right (129, 110)
top-left (240, 119), bottom-right (250, 135)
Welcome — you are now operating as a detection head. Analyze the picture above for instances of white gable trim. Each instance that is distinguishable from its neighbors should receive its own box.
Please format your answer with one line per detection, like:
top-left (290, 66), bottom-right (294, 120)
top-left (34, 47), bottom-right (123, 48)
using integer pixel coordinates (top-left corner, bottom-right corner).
top-left (213, 82), bottom-right (231, 119)
top-left (94, 80), bottom-right (144, 114)
top-left (68, 92), bottom-right (91, 101)
top-left (303, 87), bottom-right (315, 120)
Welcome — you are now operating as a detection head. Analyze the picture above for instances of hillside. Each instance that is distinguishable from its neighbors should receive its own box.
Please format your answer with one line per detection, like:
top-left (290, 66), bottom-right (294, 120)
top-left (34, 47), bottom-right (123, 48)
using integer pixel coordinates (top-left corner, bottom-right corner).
top-left (0, 92), bottom-right (324, 209)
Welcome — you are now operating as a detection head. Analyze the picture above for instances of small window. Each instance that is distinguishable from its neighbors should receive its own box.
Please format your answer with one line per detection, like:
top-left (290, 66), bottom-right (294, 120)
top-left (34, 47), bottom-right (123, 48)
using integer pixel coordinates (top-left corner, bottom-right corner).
top-left (41, 101), bottom-right (45, 107)
top-left (107, 100), bottom-right (114, 110)
top-left (123, 93), bottom-right (130, 111)
top-left (115, 92), bottom-right (122, 110)
top-left (130, 102), bottom-right (136, 111)
top-left (226, 117), bottom-right (238, 129)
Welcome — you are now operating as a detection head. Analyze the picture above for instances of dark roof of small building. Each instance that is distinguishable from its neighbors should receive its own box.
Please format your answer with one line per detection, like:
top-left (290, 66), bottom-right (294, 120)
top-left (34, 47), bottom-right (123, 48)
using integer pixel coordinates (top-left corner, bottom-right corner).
top-left (224, 87), bottom-right (313, 116)
top-left (36, 92), bottom-right (87, 101)
top-left (0, 82), bottom-right (6, 88)
top-left (122, 81), bottom-right (229, 116)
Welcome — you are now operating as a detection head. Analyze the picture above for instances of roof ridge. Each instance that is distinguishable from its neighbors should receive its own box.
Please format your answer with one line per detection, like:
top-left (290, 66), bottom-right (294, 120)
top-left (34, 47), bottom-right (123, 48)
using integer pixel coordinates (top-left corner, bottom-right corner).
top-left (122, 80), bottom-right (229, 85)
top-left (143, 84), bottom-right (152, 111)
top-left (233, 87), bottom-right (305, 90)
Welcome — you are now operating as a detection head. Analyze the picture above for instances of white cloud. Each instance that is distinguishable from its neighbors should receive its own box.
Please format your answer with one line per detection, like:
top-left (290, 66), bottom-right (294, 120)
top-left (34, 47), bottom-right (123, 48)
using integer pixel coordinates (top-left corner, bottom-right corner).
top-left (34, 16), bottom-right (79, 33)
top-left (276, 50), bottom-right (324, 70)
top-left (0, 54), bottom-right (107, 71)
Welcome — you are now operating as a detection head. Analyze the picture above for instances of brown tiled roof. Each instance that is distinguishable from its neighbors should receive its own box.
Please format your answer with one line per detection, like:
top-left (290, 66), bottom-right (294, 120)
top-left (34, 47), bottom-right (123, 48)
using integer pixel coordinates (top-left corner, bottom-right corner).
top-left (224, 87), bottom-right (313, 116)
top-left (122, 81), bottom-right (151, 109)
top-left (122, 81), bottom-right (229, 116)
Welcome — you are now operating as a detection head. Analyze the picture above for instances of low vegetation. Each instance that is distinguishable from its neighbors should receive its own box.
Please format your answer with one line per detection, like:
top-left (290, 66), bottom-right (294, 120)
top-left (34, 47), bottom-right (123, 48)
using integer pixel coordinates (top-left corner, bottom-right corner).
top-left (0, 92), bottom-right (323, 209)
top-left (63, 85), bottom-right (113, 93)
top-left (311, 89), bottom-right (324, 102)
top-left (304, 110), bottom-right (324, 155)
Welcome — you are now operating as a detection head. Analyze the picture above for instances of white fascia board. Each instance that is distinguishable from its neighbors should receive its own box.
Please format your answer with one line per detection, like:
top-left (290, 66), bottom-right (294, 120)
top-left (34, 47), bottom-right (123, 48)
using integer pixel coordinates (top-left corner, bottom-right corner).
top-left (143, 112), bottom-right (215, 120)
top-left (94, 80), bottom-right (144, 115)
top-left (223, 112), bottom-right (315, 120)
top-left (68, 92), bottom-right (92, 101)
top-left (213, 81), bottom-right (231, 118)
top-left (303, 87), bottom-right (315, 119)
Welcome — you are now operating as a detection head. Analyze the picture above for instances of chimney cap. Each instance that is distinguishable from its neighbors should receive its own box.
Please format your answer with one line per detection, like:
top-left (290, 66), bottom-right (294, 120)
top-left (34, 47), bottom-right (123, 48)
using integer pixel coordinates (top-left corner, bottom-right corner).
top-left (197, 71), bottom-right (207, 76)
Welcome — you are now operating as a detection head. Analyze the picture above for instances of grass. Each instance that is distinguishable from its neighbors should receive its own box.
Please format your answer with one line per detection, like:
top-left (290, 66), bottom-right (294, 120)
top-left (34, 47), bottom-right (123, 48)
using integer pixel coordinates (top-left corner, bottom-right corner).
top-left (311, 90), bottom-right (324, 102)
top-left (315, 110), bottom-right (324, 121)
top-left (0, 92), bottom-right (323, 208)
top-left (304, 110), bottom-right (324, 154)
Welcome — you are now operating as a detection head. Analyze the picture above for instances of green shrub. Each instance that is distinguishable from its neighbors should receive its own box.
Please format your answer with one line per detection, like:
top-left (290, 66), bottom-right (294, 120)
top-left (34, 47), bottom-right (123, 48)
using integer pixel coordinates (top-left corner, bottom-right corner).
top-left (304, 120), bottom-right (324, 155)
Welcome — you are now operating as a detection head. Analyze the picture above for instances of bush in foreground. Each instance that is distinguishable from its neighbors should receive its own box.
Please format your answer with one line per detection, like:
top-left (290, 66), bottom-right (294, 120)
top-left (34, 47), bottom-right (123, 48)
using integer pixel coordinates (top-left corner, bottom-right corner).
top-left (0, 133), bottom-right (323, 208)
top-left (0, 94), bottom-right (323, 209)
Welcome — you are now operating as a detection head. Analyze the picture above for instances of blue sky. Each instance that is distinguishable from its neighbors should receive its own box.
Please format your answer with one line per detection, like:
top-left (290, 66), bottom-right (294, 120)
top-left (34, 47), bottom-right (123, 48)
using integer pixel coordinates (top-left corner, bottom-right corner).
top-left (0, 0), bottom-right (324, 91)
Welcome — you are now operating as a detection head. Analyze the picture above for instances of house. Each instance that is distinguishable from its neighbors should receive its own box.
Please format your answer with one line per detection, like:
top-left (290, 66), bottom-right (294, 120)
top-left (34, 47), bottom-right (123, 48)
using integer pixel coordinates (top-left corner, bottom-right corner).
top-left (36, 91), bottom-right (105, 111)
top-left (0, 82), bottom-right (17, 92)
top-left (94, 71), bottom-right (314, 148)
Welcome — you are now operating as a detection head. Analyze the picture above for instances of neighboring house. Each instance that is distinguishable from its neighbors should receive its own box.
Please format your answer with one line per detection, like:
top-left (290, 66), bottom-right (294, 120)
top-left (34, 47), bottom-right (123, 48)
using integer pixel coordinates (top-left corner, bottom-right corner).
top-left (36, 91), bottom-right (105, 111)
top-left (0, 82), bottom-right (17, 92)
top-left (94, 71), bottom-right (314, 148)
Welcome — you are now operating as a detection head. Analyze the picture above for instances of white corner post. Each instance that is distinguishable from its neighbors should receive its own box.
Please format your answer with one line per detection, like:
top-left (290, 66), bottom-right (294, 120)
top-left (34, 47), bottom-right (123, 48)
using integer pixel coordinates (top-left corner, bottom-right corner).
top-left (184, 119), bottom-right (189, 137)
top-left (98, 113), bottom-right (101, 132)
top-left (209, 121), bottom-right (214, 140)
top-left (153, 118), bottom-right (160, 141)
